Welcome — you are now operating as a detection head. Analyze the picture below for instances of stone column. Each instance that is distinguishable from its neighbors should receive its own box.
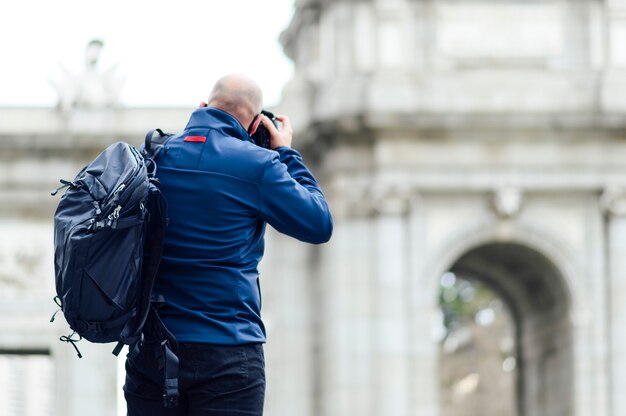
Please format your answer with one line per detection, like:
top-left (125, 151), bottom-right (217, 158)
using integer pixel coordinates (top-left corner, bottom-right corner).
top-left (261, 229), bottom-right (315, 416)
top-left (370, 186), bottom-right (412, 416)
top-left (316, 185), bottom-right (375, 416)
top-left (602, 187), bottom-right (626, 416)
top-left (406, 194), bottom-right (439, 416)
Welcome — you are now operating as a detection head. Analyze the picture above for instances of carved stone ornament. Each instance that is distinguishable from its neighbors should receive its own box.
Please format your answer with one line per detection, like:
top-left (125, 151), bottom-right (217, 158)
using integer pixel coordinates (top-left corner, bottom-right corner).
top-left (0, 223), bottom-right (53, 298)
top-left (335, 184), bottom-right (372, 218)
top-left (49, 39), bottom-right (124, 114)
top-left (601, 186), bottom-right (626, 217)
top-left (0, 242), bottom-right (46, 297)
top-left (369, 184), bottom-right (413, 216)
top-left (492, 187), bottom-right (523, 219)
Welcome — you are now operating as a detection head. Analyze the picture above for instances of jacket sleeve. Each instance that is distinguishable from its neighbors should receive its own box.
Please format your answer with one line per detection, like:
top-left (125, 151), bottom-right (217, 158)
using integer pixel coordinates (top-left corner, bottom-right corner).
top-left (258, 147), bottom-right (333, 244)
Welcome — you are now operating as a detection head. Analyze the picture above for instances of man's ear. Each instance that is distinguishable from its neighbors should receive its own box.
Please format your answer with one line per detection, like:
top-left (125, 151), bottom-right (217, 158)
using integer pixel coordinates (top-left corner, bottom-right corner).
top-left (199, 101), bottom-right (208, 108)
top-left (248, 114), bottom-right (263, 135)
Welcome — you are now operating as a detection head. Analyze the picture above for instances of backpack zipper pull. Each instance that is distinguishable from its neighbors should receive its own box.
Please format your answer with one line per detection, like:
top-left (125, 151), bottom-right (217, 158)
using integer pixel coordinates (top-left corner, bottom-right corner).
top-left (107, 205), bottom-right (122, 228)
top-left (109, 183), bottom-right (127, 205)
top-left (112, 205), bottom-right (122, 219)
top-left (50, 296), bottom-right (63, 323)
top-left (92, 202), bottom-right (102, 216)
top-left (113, 184), bottom-right (126, 200)
top-left (50, 179), bottom-right (73, 196)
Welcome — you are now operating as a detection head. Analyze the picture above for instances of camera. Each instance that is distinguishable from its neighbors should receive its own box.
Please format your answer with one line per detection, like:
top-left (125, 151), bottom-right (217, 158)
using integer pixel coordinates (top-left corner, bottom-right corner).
top-left (251, 110), bottom-right (278, 149)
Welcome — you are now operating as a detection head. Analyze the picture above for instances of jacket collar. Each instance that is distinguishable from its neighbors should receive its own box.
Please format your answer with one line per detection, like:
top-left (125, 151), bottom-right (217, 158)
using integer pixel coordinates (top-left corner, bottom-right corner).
top-left (184, 107), bottom-right (253, 143)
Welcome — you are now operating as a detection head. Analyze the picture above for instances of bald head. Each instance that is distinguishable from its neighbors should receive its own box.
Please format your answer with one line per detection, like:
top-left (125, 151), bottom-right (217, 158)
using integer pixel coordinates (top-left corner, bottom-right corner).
top-left (207, 74), bottom-right (263, 130)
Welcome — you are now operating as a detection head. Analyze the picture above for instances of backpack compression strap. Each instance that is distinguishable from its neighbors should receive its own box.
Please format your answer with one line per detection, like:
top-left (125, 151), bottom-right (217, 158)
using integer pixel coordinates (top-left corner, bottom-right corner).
top-left (148, 304), bottom-right (180, 408)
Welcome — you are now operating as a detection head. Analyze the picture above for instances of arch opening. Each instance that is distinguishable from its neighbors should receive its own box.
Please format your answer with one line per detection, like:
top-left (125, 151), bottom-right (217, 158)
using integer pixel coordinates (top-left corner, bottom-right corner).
top-left (438, 242), bottom-right (573, 416)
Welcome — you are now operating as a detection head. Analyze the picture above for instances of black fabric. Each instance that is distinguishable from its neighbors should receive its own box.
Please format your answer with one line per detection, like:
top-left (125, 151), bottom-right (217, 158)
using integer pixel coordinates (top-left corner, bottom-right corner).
top-left (125, 342), bottom-right (265, 416)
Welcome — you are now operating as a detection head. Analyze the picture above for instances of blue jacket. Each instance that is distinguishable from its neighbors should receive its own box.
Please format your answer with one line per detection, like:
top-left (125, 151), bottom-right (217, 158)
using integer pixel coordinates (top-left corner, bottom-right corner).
top-left (152, 107), bottom-right (333, 344)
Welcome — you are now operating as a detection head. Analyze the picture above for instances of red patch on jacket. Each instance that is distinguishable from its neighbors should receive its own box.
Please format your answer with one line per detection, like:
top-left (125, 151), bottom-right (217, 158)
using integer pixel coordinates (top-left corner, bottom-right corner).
top-left (184, 136), bottom-right (207, 143)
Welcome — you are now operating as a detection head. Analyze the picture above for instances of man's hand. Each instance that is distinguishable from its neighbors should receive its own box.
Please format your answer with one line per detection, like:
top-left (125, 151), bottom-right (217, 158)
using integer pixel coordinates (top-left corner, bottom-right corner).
top-left (261, 114), bottom-right (293, 149)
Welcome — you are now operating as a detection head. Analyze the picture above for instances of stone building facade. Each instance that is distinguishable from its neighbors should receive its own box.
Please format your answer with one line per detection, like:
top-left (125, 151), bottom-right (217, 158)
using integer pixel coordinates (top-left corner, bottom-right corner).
top-left (269, 0), bottom-right (626, 415)
top-left (3, 0), bottom-right (626, 415)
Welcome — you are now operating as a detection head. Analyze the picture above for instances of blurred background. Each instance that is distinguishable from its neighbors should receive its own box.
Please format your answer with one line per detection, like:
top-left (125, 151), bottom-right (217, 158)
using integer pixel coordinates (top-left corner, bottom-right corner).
top-left (2, 0), bottom-right (626, 415)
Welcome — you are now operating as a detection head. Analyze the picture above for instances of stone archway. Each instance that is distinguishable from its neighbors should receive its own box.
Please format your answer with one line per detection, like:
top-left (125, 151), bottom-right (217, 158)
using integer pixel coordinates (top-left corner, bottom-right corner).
top-left (441, 242), bottom-right (573, 416)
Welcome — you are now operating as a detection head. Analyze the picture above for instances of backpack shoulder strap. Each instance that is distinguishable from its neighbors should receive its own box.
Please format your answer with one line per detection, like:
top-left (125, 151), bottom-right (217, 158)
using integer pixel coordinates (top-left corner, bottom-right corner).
top-left (113, 182), bottom-right (167, 355)
top-left (143, 128), bottom-right (173, 161)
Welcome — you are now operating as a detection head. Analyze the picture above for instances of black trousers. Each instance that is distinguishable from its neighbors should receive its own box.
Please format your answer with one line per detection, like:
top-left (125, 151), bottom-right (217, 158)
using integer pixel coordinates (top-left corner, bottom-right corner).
top-left (124, 341), bottom-right (265, 416)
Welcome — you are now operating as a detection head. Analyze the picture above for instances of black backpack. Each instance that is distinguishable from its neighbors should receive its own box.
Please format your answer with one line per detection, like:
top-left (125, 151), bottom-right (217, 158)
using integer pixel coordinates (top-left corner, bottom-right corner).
top-left (51, 129), bottom-right (180, 407)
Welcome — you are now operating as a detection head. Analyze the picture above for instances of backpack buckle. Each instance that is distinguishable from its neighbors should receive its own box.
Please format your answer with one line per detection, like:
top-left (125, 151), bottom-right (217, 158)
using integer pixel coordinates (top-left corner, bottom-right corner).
top-left (163, 392), bottom-right (179, 408)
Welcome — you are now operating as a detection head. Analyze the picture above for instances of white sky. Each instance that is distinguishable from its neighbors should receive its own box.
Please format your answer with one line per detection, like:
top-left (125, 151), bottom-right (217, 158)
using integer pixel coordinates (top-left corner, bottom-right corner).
top-left (0, 0), bottom-right (296, 107)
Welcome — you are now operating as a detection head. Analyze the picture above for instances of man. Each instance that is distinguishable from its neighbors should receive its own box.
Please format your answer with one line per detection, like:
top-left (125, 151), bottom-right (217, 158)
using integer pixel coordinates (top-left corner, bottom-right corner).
top-left (123, 74), bottom-right (333, 415)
